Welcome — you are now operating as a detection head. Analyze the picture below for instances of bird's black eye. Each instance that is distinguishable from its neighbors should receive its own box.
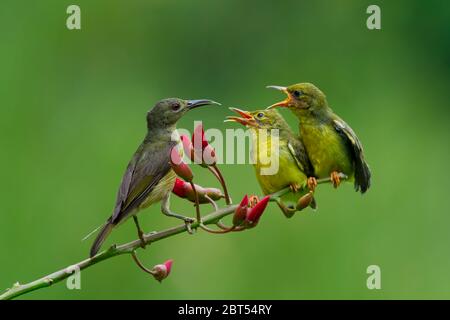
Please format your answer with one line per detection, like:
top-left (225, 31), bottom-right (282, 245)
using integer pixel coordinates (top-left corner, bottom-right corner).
top-left (172, 103), bottom-right (181, 111)
top-left (257, 112), bottom-right (264, 118)
top-left (293, 90), bottom-right (302, 98)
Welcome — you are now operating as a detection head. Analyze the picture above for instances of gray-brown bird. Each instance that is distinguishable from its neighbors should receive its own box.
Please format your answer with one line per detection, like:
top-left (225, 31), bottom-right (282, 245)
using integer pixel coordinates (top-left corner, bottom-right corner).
top-left (90, 98), bottom-right (220, 257)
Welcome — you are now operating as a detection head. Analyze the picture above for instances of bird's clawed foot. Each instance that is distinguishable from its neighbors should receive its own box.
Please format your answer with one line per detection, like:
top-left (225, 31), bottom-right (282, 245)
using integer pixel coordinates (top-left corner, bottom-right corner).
top-left (161, 196), bottom-right (196, 234)
top-left (307, 177), bottom-right (318, 192)
top-left (137, 230), bottom-right (146, 249)
top-left (330, 171), bottom-right (341, 188)
top-left (184, 217), bottom-right (195, 234)
top-left (289, 183), bottom-right (301, 193)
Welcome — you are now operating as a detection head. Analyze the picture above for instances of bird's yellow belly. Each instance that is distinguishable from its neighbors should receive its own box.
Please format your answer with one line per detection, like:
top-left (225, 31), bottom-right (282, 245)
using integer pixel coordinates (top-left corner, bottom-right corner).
top-left (254, 143), bottom-right (307, 195)
top-left (301, 124), bottom-right (354, 179)
top-left (139, 170), bottom-right (177, 210)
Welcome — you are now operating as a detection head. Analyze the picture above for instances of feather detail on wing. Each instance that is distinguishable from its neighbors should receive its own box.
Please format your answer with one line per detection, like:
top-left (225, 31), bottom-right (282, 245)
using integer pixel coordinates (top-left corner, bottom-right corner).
top-left (287, 138), bottom-right (315, 177)
top-left (111, 140), bottom-right (177, 224)
top-left (333, 119), bottom-right (371, 193)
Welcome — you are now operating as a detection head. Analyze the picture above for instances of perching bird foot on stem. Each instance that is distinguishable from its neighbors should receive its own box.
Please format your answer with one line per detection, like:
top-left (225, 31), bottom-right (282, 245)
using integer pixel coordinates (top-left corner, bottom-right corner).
top-left (330, 171), bottom-right (342, 188)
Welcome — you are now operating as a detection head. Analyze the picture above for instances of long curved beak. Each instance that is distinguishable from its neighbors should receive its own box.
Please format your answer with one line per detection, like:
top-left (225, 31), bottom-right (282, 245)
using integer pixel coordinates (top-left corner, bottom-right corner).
top-left (225, 107), bottom-right (256, 126)
top-left (266, 85), bottom-right (290, 109)
top-left (187, 99), bottom-right (221, 110)
top-left (266, 85), bottom-right (287, 92)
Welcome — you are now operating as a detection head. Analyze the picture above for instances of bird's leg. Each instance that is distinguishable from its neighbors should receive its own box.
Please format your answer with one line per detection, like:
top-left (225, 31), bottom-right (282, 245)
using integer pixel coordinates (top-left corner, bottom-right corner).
top-left (161, 194), bottom-right (195, 234)
top-left (307, 177), bottom-right (318, 192)
top-left (274, 197), bottom-right (296, 218)
top-left (330, 171), bottom-right (342, 188)
top-left (133, 216), bottom-right (146, 249)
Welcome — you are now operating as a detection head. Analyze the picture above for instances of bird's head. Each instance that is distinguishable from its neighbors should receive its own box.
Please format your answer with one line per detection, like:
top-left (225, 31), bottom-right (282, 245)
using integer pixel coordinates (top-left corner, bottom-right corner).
top-left (226, 108), bottom-right (288, 130)
top-left (147, 98), bottom-right (220, 129)
top-left (266, 83), bottom-right (328, 116)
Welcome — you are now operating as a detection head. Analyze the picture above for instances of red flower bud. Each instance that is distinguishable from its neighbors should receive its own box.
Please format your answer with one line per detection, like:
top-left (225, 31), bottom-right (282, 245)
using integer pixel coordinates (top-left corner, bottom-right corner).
top-left (201, 144), bottom-right (217, 166)
top-left (172, 178), bottom-right (189, 198)
top-left (244, 195), bottom-right (270, 228)
top-left (180, 135), bottom-right (195, 162)
top-left (204, 187), bottom-right (224, 201)
top-left (296, 191), bottom-right (314, 211)
top-left (191, 124), bottom-right (216, 166)
top-left (192, 124), bottom-right (208, 149)
top-left (170, 147), bottom-right (193, 182)
top-left (151, 259), bottom-right (173, 282)
top-left (233, 195), bottom-right (249, 226)
top-left (172, 178), bottom-right (224, 204)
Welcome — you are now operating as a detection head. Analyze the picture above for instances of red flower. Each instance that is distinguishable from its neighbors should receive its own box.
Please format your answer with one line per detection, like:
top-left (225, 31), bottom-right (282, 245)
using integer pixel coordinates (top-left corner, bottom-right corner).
top-left (191, 124), bottom-right (216, 166)
top-left (172, 178), bottom-right (189, 198)
top-left (192, 123), bottom-right (209, 149)
top-left (172, 178), bottom-right (224, 203)
top-left (244, 195), bottom-right (270, 228)
top-left (180, 135), bottom-right (195, 162)
top-left (170, 147), bottom-right (193, 182)
top-left (152, 259), bottom-right (173, 282)
top-left (233, 195), bottom-right (249, 226)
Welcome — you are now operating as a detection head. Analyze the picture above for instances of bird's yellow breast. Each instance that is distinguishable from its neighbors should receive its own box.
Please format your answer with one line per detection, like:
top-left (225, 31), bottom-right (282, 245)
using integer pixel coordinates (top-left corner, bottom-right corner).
top-left (139, 170), bottom-right (177, 210)
top-left (252, 133), bottom-right (307, 195)
top-left (301, 123), bottom-right (353, 179)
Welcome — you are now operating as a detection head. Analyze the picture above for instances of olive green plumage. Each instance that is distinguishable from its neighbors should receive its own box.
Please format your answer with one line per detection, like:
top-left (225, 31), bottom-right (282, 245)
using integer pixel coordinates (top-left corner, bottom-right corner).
top-left (227, 108), bottom-right (316, 217)
top-left (90, 98), bottom-right (218, 257)
top-left (268, 83), bottom-right (371, 193)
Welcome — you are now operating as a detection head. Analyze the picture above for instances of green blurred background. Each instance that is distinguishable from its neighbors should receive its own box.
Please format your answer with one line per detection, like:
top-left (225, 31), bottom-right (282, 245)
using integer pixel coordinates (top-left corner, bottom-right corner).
top-left (1, 0), bottom-right (450, 299)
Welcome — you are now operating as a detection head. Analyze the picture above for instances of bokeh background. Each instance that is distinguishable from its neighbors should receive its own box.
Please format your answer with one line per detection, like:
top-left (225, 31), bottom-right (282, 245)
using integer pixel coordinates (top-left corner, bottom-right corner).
top-left (1, 0), bottom-right (450, 299)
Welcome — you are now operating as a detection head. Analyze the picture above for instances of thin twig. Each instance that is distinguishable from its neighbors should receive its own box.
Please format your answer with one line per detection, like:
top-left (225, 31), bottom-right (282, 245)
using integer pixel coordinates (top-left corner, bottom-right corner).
top-left (207, 165), bottom-right (221, 181)
top-left (131, 251), bottom-right (155, 276)
top-left (0, 174), bottom-right (346, 300)
top-left (199, 223), bottom-right (235, 234)
top-left (189, 181), bottom-right (202, 223)
top-left (212, 164), bottom-right (232, 205)
top-left (204, 194), bottom-right (219, 211)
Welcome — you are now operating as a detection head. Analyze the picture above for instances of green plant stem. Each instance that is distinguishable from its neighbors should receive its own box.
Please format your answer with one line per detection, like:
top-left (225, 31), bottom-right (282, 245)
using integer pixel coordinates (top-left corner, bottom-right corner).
top-left (0, 174), bottom-right (344, 300)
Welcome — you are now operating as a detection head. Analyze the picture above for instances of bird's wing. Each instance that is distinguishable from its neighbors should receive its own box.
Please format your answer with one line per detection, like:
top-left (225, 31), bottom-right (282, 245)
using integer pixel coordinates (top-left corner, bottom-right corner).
top-left (287, 137), bottom-right (315, 177)
top-left (332, 118), bottom-right (371, 193)
top-left (110, 140), bottom-right (177, 224)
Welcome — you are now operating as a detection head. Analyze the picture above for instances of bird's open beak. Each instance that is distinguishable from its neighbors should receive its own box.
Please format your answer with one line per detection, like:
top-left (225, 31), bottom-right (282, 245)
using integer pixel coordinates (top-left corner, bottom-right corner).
top-left (266, 85), bottom-right (291, 109)
top-left (187, 99), bottom-right (221, 110)
top-left (225, 108), bottom-right (256, 126)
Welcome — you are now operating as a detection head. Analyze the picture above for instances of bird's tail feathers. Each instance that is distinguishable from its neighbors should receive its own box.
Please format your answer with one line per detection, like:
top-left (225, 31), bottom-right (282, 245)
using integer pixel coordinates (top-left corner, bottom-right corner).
top-left (89, 221), bottom-right (114, 258)
top-left (82, 224), bottom-right (103, 242)
top-left (355, 160), bottom-right (371, 194)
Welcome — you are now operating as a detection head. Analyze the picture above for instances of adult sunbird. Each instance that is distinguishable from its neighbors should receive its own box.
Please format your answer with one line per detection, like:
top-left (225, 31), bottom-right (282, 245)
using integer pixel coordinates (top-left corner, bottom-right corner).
top-left (226, 108), bottom-right (316, 217)
top-left (267, 83), bottom-right (371, 193)
top-left (89, 98), bottom-right (220, 257)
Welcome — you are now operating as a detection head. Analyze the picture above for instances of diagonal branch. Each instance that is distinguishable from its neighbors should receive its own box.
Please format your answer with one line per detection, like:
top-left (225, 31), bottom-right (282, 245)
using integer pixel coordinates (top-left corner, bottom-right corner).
top-left (0, 175), bottom-right (344, 300)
